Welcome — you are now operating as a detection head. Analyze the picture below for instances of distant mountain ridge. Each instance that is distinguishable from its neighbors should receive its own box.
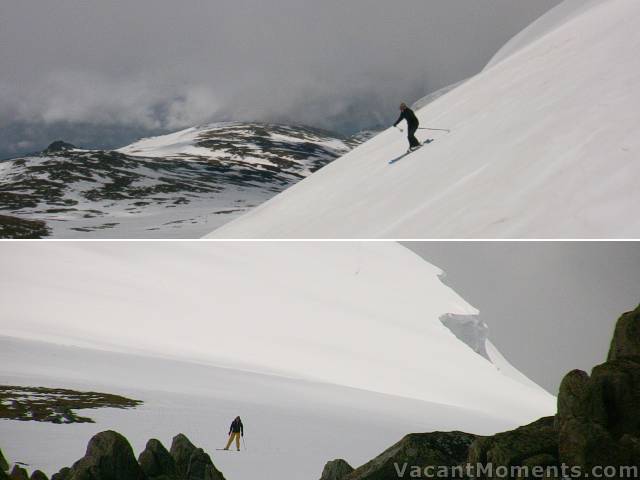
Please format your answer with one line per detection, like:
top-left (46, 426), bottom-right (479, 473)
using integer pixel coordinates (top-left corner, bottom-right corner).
top-left (0, 122), bottom-right (370, 238)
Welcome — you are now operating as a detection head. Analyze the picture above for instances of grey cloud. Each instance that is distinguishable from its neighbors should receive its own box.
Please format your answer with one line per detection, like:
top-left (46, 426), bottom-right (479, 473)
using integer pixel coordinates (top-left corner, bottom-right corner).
top-left (1, 0), bottom-right (561, 156)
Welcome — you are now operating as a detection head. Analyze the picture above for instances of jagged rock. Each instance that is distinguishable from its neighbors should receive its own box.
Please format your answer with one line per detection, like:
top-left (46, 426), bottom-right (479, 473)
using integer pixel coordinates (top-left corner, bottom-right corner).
top-left (554, 307), bottom-right (640, 470)
top-left (346, 432), bottom-right (476, 480)
top-left (169, 434), bottom-right (196, 479)
top-left (9, 466), bottom-right (29, 480)
top-left (619, 434), bottom-right (640, 462)
top-left (51, 467), bottom-right (70, 480)
top-left (319, 459), bottom-right (353, 480)
top-left (0, 449), bottom-right (8, 472)
top-left (467, 416), bottom-right (558, 476)
top-left (589, 357), bottom-right (640, 437)
top-left (608, 304), bottom-right (640, 361)
top-left (138, 439), bottom-right (176, 480)
top-left (29, 471), bottom-right (48, 480)
top-left (555, 369), bottom-right (591, 429)
top-left (184, 448), bottom-right (225, 480)
top-left (43, 141), bottom-right (76, 155)
top-left (558, 418), bottom-right (618, 469)
top-left (168, 434), bottom-right (224, 480)
top-left (67, 430), bottom-right (146, 480)
top-left (327, 305), bottom-right (640, 480)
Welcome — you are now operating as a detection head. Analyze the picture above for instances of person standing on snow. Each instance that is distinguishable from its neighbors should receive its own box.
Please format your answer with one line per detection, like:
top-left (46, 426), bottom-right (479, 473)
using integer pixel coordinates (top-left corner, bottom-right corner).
top-left (224, 416), bottom-right (244, 451)
top-left (393, 102), bottom-right (421, 151)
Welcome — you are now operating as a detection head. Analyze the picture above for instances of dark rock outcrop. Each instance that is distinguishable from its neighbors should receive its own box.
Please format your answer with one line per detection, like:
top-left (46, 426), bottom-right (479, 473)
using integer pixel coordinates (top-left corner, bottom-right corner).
top-left (555, 369), bottom-right (590, 428)
top-left (319, 459), bottom-right (353, 480)
top-left (0, 215), bottom-right (50, 239)
top-left (43, 141), bottom-right (77, 155)
top-left (9, 466), bottom-right (29, 480)
top-left (473, 305), bottom-right (640, 476)
top-left (169, 435), bottom-right (196, 479)
top-left (468, 416), bottom-right (558, 477)
top-left (321, 304), bottom-right (640, 480)
top-left (184, 449), bottom-right (224, 480)
top-left (66, 430), bottom-right (146, 480)
top-left (553, 305), bottom-right (640, 472)
top-left (168, 435), bottom-right (224, 480)
top-left (51, 467), bottom-right (70, 480)
top-left (608, 304), bottom-right (640, 361)
top-left (346, 432), bottom-right (476, 480)
top-left (138, 439), bottom-right (176, 480)
top-left (29, 471), bottom-right (48, 480)
top-left (0, 449), bottom-right (8, 472)
top-left (7, 432), bottom-right (225, 480)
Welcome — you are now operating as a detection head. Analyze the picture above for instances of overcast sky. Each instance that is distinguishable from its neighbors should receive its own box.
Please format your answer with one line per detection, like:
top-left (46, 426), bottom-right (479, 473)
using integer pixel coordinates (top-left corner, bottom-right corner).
top-left (404, 242), bottom-right (640, 394)
top-left (0, 0), bottom-right (560, 157)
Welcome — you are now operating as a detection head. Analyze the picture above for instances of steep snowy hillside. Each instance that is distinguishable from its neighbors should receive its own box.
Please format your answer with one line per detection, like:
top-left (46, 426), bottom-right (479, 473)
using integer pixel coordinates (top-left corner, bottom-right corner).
top-left (210, 0), bottom-right (640, 239)
top-left (0, 123), bottom-right (355, 238)
top-left (0, 243), bottom-right (555, 479)
top-left (0, 242), bottom-right (554, 420)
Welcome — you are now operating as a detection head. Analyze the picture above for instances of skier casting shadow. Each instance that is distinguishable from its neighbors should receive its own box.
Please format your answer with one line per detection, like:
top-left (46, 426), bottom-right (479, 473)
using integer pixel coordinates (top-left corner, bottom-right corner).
top-left (224, 416), bottom-right (244, 451)
top-left (393, 102), bottom-right (420, 151)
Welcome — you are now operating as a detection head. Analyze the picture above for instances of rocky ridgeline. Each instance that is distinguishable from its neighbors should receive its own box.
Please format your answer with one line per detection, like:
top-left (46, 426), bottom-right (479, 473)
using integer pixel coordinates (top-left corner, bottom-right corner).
top-left (0, 123), bottom-right (373, 238)
top-left (320, 304), bottom-right (640, 480)
top-left (0, 431), bottom-right (225, 480)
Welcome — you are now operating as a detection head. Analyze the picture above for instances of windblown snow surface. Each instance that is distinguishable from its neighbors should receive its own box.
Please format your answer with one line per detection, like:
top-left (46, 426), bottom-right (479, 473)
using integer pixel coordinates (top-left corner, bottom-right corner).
top-left (210, 0), bottom-right (640, 239)
top-left (0, 243), bottom-right (555, 479)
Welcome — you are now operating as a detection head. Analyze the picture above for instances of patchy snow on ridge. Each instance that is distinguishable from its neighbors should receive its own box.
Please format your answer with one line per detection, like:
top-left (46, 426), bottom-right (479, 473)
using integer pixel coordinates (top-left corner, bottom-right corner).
top-left (117, 125), bottom-right (214, 159)
top-left (210, 0), bottom-right (640, 239)
top-left (0, 123), bottom-right (356, 238)
top-left (118, 122), bottom-right (352, 169)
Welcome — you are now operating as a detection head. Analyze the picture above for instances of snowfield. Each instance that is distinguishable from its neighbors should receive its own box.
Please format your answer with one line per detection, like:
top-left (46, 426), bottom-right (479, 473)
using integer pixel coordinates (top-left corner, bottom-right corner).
top-left (0, 337), bottom-right (526, 480)
top-left (210, 0), bottom-right (640, 239)
top-left (0, 243), bottom-right (555, 479)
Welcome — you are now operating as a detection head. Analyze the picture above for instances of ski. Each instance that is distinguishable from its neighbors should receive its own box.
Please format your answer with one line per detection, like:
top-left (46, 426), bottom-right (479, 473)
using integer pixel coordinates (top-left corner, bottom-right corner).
top-left (216, 449), bottom-right (240, 452)
top-left (389, 139), bottom-right (434, 164)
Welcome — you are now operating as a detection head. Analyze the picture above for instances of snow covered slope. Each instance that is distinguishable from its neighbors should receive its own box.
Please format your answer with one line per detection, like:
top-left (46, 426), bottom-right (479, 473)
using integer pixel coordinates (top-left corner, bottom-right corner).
top-left (210, 0), bottom-right (640, 238)
top-left (0, 336), bottom-right (521, 480)
top-left (0, 123), bottom-right (355, 238)
top-left (485, 0), bottom-right (606, 69)
top-left (0, 242), bottom-right (554, 421)
top-left (0, 243), bottom-right (555, 479)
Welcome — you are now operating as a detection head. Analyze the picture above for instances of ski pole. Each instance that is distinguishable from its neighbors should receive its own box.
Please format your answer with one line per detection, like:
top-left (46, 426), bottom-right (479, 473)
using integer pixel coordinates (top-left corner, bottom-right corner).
top-left (418, 127), bottom-right (451, 133)
top-left (242, 436), bottom-right (247, 451)
top-left (394, 126), bottom-right (404, 133)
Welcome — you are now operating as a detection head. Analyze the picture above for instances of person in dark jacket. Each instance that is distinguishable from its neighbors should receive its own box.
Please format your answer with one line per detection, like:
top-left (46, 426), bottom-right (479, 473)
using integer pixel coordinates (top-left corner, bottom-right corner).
top-left (393, 102), bottom-right (421, 150)
top-left (224, 416), bottom-right (244, 451)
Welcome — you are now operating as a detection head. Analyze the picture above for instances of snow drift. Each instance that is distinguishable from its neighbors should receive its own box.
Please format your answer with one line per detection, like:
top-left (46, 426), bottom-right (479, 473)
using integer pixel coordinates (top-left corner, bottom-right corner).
top-left (0, 242), bottom-right (553, 421)
top-left (210, 0), bottom-right (640, 238)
